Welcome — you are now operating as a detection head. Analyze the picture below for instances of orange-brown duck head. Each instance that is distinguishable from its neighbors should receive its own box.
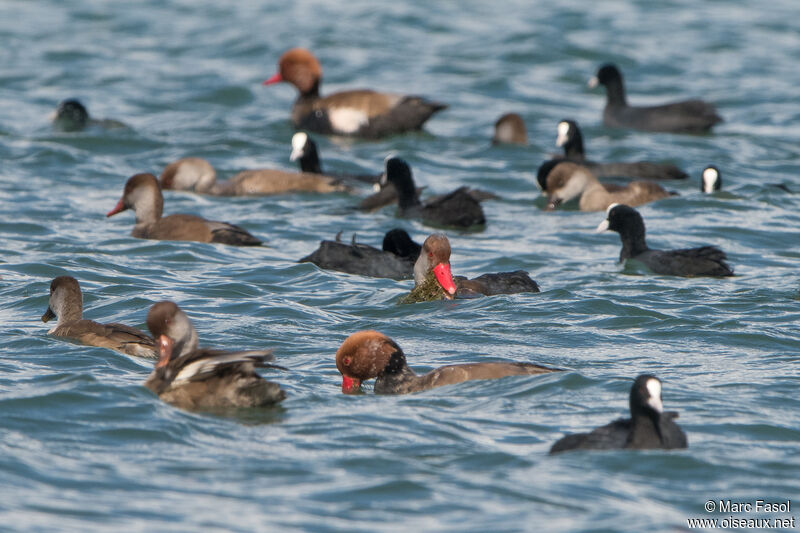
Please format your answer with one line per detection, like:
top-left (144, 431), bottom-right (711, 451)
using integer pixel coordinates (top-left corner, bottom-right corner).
top-left (335, 330), bottom-right (406, 394)
top-left (263, 48), bottom-right (322, 95)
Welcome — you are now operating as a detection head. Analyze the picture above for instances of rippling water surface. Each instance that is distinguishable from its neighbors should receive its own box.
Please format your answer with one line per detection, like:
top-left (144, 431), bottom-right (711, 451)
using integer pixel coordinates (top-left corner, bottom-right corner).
top-left (1, 1), bottom-right (800, 531)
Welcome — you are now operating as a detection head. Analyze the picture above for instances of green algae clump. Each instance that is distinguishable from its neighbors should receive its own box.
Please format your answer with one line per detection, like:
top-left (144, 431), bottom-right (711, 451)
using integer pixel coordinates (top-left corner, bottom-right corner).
top-left (399, 271), bottom-right (448, 304)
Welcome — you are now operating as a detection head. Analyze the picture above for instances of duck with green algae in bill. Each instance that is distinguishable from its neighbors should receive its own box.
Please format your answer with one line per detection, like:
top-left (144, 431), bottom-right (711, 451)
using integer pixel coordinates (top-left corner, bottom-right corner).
top-left (399, 234), bottom-right (540, 303)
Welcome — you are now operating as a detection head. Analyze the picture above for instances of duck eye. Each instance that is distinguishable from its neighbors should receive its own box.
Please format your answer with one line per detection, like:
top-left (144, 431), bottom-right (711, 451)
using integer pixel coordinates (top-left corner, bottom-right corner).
top-left (428, 252), bottom-right (433, 258)
top-left (342, 356), bottom-right (352, 366)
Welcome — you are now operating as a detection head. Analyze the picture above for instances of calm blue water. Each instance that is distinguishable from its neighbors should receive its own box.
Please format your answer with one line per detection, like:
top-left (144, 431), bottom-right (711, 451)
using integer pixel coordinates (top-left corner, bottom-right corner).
top-left (1, 0), bottom-right (799, 531)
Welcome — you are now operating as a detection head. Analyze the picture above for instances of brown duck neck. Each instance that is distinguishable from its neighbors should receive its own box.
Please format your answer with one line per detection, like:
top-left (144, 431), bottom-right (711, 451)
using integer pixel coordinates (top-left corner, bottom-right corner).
top-left (53, 288), bottom-right (83, 324)
top-left (133, 186), bottom-right (164, 228)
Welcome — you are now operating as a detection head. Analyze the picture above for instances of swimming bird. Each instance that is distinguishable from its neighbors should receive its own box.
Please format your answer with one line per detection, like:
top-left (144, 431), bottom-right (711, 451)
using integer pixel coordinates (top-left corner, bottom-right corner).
top-left (51, 99), bottom-right (126, 132)
top-left (403, 233), bottom-right (539, 302)
top-left (492, 113), bottom-right (528, 145)
top-left (300, 229), bottom-right (421, 279)
top-left (380, 157), bottom-right (486, 229)
top-left (144, 301), bottom-right (285, 409)
top-left (596, 203), bottom-right (734, 277)
top-left (41, 276), bottom-right (156, 358)
top-left (554, 119), bottom-right (688, 180)
top-left (263, 48), bottom-right (447, 138)
top-left (589, 63), bottom-right (722, 133)
top-left (107, 173), bottom-right (262, 245)
top-left (543, 161), bottom-right (673, 211)
top-left (700, 165), bottom-right (722, 193)
top-left (289, 132), bottom-right (379, 184)
top-left (159, 156), bottom-right (351, 196)
top-left (336, 330), bottom-right (558, 394)
top-left (550, 375), bottom-right (688, 453)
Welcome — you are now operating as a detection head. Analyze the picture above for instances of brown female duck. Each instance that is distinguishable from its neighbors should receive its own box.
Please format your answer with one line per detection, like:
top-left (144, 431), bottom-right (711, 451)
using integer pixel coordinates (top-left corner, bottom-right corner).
top-left (107, 173), bottom-right (262, 245)
top-left (159, 156), bottom-right (350, 196)
top-left (543, 161), bottom-right (673, 212)
top-left (144, 301), bottom-right (285, 409)
top-left (41, 276), bottom-right (156, 358)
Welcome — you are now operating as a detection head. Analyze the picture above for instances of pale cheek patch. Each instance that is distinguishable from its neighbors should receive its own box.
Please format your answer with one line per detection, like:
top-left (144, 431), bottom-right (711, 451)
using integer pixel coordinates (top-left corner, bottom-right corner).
top-left (329, 107), bottom-right (369, 134)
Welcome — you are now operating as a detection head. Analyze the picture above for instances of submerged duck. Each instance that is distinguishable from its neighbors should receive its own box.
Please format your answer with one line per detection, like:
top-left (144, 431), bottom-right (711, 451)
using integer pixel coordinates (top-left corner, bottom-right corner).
top-left (492, 113), bottom-right (528, 145)
top-left (554, 119), bottom-right (687, 180)
top-left (263, 48), bottom-right (447, 138)
top-left (160, 156), bottom-right (350, 196)
top-left (380, 157), bottom-right (486, 229)
top-left (589, 63), bottom-right (722, 133)
top-left (543, 161), bottom-right (673, 212)
top-left (107, 173), bottom-right (262, 245)
top-left (51, 99), bottom-right (127, 132)
top-left (300, 228), bottom-right (421, 279)
top-left (550, 375), bottom-right (688, 453)
top-left (289, 132), bottom-right (379, 184)
top-left (403, 233), bottom-right (539, 302)
top-left (596, 203), bottom-right (734, 277)
top-left (41, 276), bottom-right (156, 358)
top-left (336, 330), bottom-right (559, 394)
top-left (144, 301), bottom-right (285, 409)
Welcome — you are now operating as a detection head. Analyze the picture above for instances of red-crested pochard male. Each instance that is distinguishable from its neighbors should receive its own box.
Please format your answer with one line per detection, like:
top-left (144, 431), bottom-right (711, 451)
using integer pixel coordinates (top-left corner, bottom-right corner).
top-left (543, 161), bottom-right (673, 212)
top-left (550, 374), bottom-right (687, 453)
top-left (263, 48), bottom-right (447, 139)
top-left (405, 234), bottom-right (540, 302)
top-left (159, 156), bottom-right (351, 196)
top-left (107, 173), bottom-right (262, 245)
top-left (336, 330), bottom-right (559, 394)
top-left (300, 228), bottom-right (420, 280)
top-left (41, 276), bottom-right (156, 358)
top-left (144, 301), bottom-right (286, 409)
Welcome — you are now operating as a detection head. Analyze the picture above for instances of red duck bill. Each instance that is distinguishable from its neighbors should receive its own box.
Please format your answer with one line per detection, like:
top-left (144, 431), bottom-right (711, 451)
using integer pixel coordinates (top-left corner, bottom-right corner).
top-left (106, 199), bottom-right (126, 217)
top-left (341, 375), bottom-right (362, 394)
top-left (262, 73), bottom-right (283, 85)
top-left (433, 263), bottom-right (457, 295)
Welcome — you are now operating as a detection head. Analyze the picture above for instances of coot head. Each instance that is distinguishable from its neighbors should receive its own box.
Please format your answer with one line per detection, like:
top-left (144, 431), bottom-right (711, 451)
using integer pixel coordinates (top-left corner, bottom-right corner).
top-left (701, 166), bottom-right (721, 193)
top-left (382, 229), bottom-right (421, 260)
top-left (380, 156), bottom-right (417, 205)
top-left (589, 63), bottom-right (623, 88)
top-left (595, 203), bottom-right (645, 236)
top-left (53, 99), bottom-right (89, 131)
top-left (630, 374), bottom-right (663, 416)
